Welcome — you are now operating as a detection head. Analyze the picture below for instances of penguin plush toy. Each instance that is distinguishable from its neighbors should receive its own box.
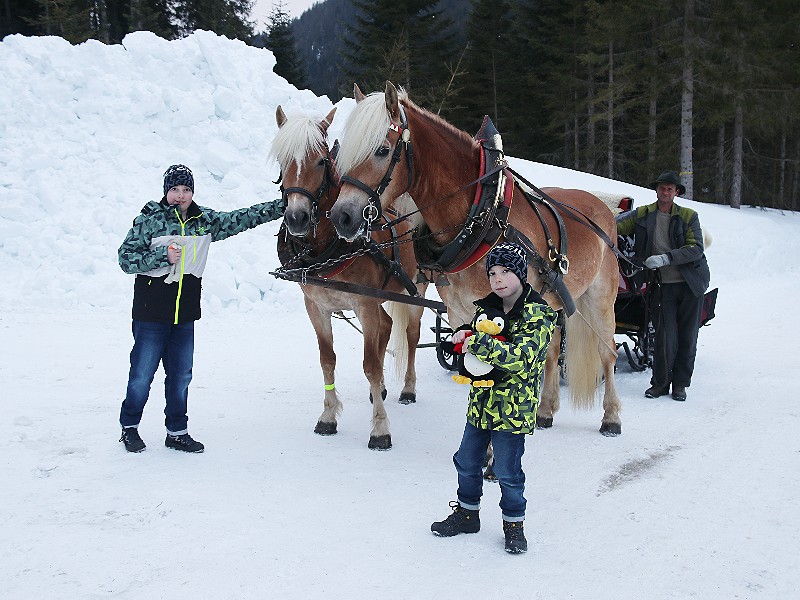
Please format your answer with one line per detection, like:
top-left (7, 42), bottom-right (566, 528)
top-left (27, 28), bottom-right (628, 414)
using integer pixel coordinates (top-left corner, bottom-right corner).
top-left (443, 307), bottom-right (509, 387)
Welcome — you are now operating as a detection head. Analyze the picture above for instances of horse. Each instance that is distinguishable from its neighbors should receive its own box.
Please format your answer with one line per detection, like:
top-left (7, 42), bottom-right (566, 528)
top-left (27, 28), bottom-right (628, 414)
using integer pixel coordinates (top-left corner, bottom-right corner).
top-left (328, 82), bottom-right (622, 436)
top-left (271, 105), bottom-right (428, 449)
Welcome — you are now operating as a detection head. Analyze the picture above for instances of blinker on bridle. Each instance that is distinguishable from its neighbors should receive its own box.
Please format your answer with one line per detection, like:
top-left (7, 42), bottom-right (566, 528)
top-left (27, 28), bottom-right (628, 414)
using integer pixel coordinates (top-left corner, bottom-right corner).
top-left (338, 103), bottom-right (413, 237)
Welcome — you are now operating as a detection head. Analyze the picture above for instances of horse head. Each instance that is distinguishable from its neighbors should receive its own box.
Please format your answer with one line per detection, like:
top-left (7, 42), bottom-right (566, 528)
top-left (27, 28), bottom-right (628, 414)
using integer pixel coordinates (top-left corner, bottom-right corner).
top-left (330, 81), bottom-right (412, 241)
top-left (271, 105), bottom-right (338, 237)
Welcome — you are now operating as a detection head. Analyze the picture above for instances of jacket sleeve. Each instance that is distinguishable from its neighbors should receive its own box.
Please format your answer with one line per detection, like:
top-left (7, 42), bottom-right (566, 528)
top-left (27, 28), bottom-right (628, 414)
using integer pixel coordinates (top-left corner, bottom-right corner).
top-left (466, 306), bottom-right (556, 373)
top-left (205, 198), bottom-right (287, 242)
top-left (118, 214), bottom-right (170, 274)
top-left (667, 210), bottom-right (705, 265)
top-left (615, 210), bottom-right (636, 236)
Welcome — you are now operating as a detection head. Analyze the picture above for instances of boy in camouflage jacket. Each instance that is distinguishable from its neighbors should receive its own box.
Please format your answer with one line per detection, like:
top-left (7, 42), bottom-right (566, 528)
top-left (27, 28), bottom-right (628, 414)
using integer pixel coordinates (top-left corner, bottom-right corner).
top-left (431, 242), bottom-right (557, 554)
top-left (117, 164), bottom-right (285, 453)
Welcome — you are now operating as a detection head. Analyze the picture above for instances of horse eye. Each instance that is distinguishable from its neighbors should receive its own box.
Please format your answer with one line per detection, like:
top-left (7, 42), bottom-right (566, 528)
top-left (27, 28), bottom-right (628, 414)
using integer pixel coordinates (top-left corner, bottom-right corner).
top-left (317, 158), bottom-right (326, 166)
top-left (376, 146), bottom-right (390, 157)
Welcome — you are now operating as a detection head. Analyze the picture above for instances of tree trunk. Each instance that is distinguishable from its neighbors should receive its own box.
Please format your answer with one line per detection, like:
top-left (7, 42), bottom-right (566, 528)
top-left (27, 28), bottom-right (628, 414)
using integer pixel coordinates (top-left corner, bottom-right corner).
top-left (715, 125), bottom-right (725, 205)
top-left (648, 95), bottom-right (657, 169)
top-left (730, 100), bottom-right (743, 209)
top-left (607, 40), bottom-right (614, 179)
top-left (587, 66), bottom-right (596, 173)
top-left (779, 131), bottom-right (786, 205)
top-left (680, 0), bottom-right (695, 199)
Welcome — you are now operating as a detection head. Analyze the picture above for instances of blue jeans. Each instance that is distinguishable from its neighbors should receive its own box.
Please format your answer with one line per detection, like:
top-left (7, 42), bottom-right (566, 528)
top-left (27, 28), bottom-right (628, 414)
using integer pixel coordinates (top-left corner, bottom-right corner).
top-left (453, 422), bottom-right (527, 521)
top-left (119, 320), bottom-right (194, 434)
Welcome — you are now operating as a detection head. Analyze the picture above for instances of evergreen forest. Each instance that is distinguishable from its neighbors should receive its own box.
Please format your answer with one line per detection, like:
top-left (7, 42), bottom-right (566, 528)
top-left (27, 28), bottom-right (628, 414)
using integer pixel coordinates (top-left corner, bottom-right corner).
top-left (3, 0), bottom-right (799, 209)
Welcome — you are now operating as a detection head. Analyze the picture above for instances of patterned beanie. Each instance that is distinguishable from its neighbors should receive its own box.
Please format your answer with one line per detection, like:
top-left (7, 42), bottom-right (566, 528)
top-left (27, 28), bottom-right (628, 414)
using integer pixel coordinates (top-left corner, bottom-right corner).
top-left (485, 242), bottom-right (528, 283)
top-left (163, 164), bottom-right (194, 194)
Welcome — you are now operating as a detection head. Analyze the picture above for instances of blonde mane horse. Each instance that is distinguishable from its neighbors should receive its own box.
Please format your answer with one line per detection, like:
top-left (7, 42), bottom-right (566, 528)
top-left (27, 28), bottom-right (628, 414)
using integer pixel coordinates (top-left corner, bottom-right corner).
top-left (271, 106), bottom-right (427, 449)
top-left (330, 82), bottom-right (623, 436)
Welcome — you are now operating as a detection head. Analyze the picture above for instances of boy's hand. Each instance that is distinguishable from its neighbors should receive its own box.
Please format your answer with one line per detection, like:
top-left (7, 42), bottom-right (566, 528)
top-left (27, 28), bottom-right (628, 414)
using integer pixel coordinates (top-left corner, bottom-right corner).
top-left (451, 329), bottom-right (473, 347)
top-left (167, 243), bottom-right (182, 264)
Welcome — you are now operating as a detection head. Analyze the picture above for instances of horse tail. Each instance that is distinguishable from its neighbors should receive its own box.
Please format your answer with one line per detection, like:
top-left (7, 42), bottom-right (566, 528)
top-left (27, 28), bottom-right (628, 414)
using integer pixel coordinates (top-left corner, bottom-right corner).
top-left (564, 302), bottom-right (602, 411)
top-left (386, 301), bottom-right (410, 381)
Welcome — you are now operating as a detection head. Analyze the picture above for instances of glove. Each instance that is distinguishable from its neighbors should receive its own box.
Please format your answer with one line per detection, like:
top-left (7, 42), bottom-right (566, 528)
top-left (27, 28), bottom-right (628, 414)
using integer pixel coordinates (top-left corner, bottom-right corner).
top-left (644, 254), bottom-right (670, 269)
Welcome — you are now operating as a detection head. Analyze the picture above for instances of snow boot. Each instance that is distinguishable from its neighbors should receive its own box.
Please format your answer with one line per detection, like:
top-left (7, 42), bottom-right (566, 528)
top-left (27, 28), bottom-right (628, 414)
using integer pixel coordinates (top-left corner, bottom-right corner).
top-left (431, 501), bottom-right (480, 537)
top-left (165, 433), bottom-right (204, 453)
top-left (645, 384), bottom-right (669, 398)
top-left (671, 386), bottom-right (687, 401)
top-left (120, 427), bottom-right (146, 453)
top-left (503, 521), bottom-right (528, 554)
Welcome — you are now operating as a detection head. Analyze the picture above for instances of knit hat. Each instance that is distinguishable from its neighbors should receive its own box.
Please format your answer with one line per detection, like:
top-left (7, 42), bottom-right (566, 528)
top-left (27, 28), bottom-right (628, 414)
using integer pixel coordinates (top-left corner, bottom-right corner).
top-left (163, 164), bottom-right (194, 194)
top-left (649, 170), bottom-right (685, 196)
top-left (486, 242), bottom-right (527, 283)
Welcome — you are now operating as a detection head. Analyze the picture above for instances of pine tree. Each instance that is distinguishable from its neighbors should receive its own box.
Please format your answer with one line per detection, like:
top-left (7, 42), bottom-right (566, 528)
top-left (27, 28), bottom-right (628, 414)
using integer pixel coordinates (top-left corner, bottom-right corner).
top-left (445, 0), bottom-right (516, 136)
top-left (24, 0), bottom-right (94, 42)
top-left (174, 0), bottom-right (254, 40)
top-left (260, 1), bottom-right (306, 87)
top-left (342, 0), bottom-right (457, 108)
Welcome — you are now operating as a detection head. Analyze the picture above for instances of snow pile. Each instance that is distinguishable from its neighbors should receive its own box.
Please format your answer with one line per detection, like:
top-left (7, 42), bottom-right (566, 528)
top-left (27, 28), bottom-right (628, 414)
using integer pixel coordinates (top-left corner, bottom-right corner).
top-left (0, 30), bottom-right (342, 314)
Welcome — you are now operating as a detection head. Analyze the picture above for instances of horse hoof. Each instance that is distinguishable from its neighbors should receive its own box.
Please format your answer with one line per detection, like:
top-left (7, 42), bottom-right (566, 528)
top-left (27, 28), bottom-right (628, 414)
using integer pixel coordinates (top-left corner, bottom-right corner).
top-left (483, 467), bottom-right (498, 482)
top-left (368, 388), bottom-right (388, 404)
top-left (368, 434), bottom-right (392, 450)
top-left (600, 422), bottom-right (621, 437)
top-left (314, 422), bottom-right (337, 435)
top-left (536, 416), bottom-right (554, 429)
top-left (398, 392), bottom-right (416, 404)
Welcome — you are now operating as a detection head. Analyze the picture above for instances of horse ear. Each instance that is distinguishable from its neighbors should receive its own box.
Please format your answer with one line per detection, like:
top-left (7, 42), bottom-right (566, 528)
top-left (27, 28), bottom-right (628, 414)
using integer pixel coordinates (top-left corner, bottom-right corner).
top-left (276, 105), bottom-right (287, 128)
top-left (354, 84), bottom-right (365, 103)
top-left (321, 107), bottom-right (337, 133)
top-left (385, 80), bottom-right (400, 121)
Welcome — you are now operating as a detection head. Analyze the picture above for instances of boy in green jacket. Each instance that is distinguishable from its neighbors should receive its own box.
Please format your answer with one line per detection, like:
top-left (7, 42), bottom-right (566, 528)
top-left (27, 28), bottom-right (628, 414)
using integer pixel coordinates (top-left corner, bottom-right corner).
top-left (117, 164), bottom-right (285, 453)
top-left (431, 242), bottom-right (557, 554)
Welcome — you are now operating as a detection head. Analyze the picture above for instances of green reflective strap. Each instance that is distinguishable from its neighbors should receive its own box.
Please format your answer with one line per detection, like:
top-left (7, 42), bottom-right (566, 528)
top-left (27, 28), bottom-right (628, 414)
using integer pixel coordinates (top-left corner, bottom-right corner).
top-left (324, 383), bottom-right (336, 391)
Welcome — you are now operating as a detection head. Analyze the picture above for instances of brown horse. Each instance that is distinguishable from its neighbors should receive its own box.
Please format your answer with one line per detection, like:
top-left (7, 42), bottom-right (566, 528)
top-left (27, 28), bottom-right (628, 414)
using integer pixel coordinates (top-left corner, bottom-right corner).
top-left (329, 82), bottom-right (622, 436)
top-left (271, 105), bottom-right (427, 449)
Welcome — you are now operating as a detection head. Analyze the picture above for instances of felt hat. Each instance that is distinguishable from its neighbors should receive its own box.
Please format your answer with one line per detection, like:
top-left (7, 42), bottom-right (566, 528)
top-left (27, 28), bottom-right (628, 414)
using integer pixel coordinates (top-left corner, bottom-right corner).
top-left (649, 170), bottom-right (685, 196)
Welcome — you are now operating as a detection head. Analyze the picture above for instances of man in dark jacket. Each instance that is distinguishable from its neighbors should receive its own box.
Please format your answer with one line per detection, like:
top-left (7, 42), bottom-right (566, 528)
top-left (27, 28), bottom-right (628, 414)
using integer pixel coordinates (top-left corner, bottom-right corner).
top-left (616, 171), bottom-right (711, 402)
top-left (117, 164), bottom-right (285, 453)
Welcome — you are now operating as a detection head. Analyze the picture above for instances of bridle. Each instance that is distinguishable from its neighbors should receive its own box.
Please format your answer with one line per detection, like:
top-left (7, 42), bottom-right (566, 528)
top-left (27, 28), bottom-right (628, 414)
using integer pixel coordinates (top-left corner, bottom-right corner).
top-left (277, 140), bottom-right (340, 238)
top-left (338, 103), bottom-right (413, 237)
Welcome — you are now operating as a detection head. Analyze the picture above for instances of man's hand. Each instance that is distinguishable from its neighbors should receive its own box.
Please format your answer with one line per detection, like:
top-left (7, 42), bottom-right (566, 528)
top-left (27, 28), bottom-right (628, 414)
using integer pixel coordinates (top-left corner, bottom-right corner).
top-left (644, 254), bottom-right (670, 269)
top-left (167, 243), bottom-right (182, 264)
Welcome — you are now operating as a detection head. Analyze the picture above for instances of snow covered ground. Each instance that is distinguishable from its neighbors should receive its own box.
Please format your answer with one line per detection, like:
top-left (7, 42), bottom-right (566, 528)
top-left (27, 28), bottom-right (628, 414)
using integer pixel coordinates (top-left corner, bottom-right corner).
top-left (2, 31), bottom-right (799, 599)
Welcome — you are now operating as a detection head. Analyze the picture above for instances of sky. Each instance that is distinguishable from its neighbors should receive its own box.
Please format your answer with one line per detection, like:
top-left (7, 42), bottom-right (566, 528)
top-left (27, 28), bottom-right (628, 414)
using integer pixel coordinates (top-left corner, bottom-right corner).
top-left (1, 30), bottom-right (800, 599)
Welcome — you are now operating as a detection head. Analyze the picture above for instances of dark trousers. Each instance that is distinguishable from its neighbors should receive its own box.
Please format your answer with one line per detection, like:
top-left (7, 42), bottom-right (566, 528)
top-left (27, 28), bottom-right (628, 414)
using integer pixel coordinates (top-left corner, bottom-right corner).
top-left (651, 281), bottom-right (703, 388)
top-left (119, 320), bottom-right (194, 434)
top-left (453, 423), bottom-right (527, 520)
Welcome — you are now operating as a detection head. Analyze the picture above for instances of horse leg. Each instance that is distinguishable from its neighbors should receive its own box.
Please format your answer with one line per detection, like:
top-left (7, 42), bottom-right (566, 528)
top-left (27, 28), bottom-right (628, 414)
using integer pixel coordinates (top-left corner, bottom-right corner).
top-left (399, 304), bottom-right (424, 404)
top-left (594, 265), bottom-right (622, 436)
top-left (304, 297), bottom-right (343, 435)
top-left (537, 328), bottom-right (563, 428)
top-left (356, 302), bottom-right (393, 450)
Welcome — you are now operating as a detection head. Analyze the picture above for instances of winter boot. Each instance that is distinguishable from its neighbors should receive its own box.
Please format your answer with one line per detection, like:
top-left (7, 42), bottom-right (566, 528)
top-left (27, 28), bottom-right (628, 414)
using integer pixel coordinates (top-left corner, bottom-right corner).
top-left (503, 521), bottom-right (528, 554)
top-left (165, 433), bottom-right (204, 453)
top-left (671, 386), bottom-right (687, 401)
top-left (431, 501), bottom-right (480, 537)
top-left (645, 384), bottom-right (670, 398)
top-left (120, 427), bottom-right (146, 453)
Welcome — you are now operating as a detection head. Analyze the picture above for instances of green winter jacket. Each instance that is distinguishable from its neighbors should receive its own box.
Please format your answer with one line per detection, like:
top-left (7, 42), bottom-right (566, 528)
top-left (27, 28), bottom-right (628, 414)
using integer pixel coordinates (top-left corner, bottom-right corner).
top-left (616, 202), bottom-right (710, 297)
top-left (463, 284), bottom-right (557, 435)
top-left (118, 197), bottom-right (285, 324)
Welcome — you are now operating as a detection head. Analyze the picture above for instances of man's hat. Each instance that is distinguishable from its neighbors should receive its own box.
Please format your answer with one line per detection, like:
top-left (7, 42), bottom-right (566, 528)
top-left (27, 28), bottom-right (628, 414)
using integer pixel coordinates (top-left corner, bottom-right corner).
top-left (649, 170), bottom-right (685, 196)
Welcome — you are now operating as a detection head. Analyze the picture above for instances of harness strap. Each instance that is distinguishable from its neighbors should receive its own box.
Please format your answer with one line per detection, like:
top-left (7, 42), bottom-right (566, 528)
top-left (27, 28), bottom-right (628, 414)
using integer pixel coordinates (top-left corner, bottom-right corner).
top-left (504, 225), bottom-right (576, 316)
top-left (508, 167), bottom-right (642, 275)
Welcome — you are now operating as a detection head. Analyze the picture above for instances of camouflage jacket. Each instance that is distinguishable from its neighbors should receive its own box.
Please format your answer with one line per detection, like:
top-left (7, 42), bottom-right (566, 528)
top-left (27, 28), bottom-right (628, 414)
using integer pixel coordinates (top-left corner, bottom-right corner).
top-left (118, 197), bottom-right (285, 324)
top-left (464, 284), bottom-right (557, 435)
